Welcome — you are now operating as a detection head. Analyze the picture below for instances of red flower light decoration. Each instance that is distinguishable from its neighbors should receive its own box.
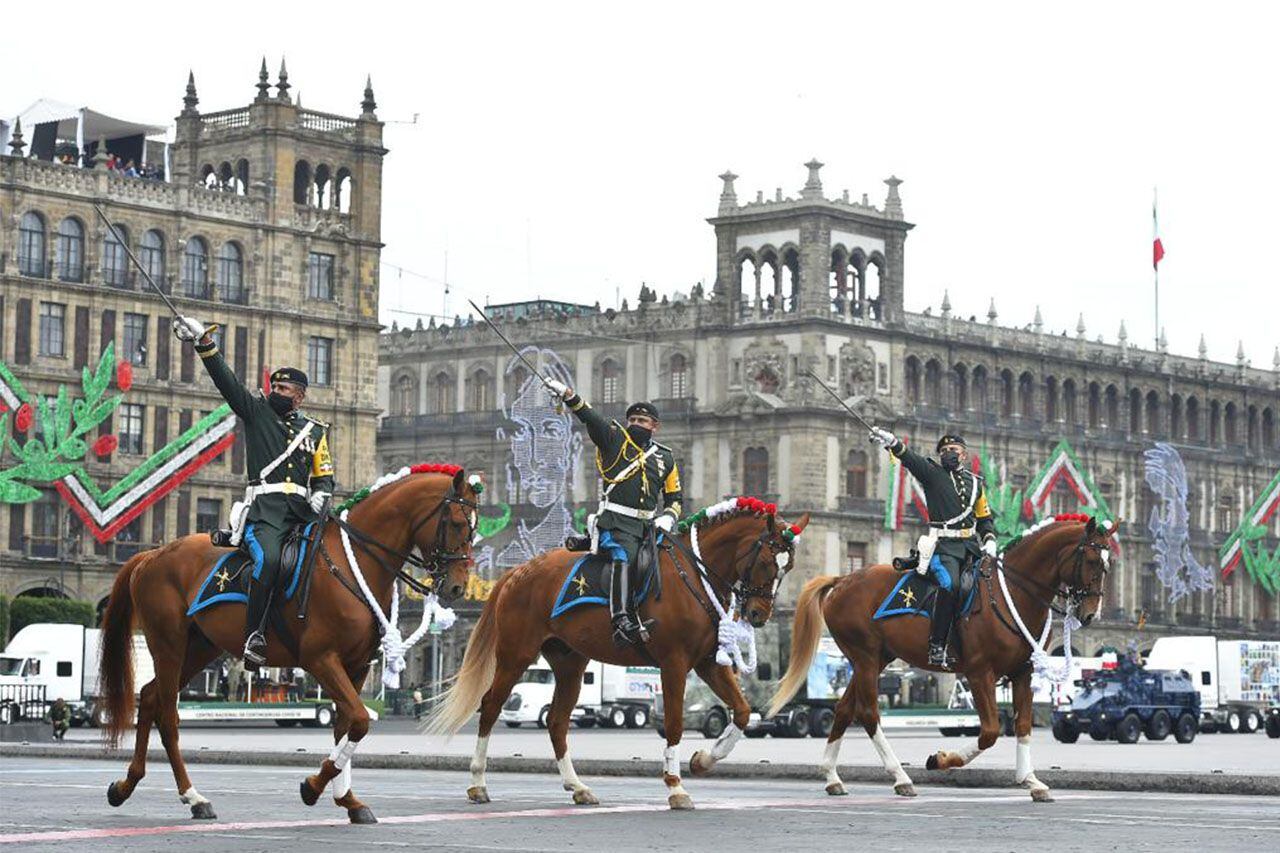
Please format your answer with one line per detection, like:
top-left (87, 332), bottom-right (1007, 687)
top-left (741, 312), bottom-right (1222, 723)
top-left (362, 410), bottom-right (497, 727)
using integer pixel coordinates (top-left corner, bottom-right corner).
top-left (14, 403), bottom-right (33, 433)
top-left (116, 361), bottom-right (133, 392)
top-left (93, 434), bottom-right (118, 456)
top-left (789, 524), bottom-right (803, 537)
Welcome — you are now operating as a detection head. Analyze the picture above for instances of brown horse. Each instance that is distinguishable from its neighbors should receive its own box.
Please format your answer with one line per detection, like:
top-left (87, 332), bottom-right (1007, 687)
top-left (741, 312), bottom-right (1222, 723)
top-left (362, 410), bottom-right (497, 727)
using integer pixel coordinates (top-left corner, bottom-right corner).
top-left (98, 466), bottom-right (479, 823)
top-left (427, 500), bottom-right (811, 810)
top-left (769, 515), bottom-right (1116, 802)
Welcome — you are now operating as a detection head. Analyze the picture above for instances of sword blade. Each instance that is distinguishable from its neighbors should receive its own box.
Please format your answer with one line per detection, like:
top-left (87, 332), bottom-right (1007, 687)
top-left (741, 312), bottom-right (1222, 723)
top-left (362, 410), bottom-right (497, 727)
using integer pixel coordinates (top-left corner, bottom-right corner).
top-left (93, 204), bottom-right (183, 319)
top-left (466, 298), bottom-right (556, 390)
top-left (802, 367), bottom-right (876, 432)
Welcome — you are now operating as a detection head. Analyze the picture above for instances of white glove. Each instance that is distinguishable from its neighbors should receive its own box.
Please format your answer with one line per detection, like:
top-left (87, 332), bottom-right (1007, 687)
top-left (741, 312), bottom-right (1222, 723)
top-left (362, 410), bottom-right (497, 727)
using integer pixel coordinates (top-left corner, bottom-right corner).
top-left (309, 491), bottom-right (331, 514)
top-left (982, 538), bottom-right (998, 558)
top-left (172, 315), bottom-right (205, 342)
top-left (869, 427), bottom-right (897, 448)
top-left (544, 378), bottom-right (571, 400)
top-left (655, 513), bottom-right (676, 534)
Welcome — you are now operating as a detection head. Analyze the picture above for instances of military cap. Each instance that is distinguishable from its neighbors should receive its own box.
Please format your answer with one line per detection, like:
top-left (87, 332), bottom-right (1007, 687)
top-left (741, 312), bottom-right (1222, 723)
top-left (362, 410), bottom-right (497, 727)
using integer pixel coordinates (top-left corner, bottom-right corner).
top-left (270, 366), bottom-right (309, 388)
top-left (626, 401), bottom-right (660, 421)
top-left (936, 433), bottom-right (967, 453)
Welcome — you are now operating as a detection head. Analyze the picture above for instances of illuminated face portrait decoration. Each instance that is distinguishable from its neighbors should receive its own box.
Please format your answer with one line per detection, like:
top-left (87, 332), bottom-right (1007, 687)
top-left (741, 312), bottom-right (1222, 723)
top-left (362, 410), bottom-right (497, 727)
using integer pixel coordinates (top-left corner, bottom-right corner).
top-left (498, 347), bottom-right (581, 510)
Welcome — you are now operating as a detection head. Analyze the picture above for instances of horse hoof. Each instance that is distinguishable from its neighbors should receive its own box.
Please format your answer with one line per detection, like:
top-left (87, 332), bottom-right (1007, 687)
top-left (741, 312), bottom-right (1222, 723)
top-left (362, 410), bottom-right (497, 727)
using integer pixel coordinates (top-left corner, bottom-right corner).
top-left (348, 806), bottom-right (378, 824)
top-left (894, 783), bottom-right (918, 798)
top-left (106, 781), bottom-right (127, 807)
top-left (925, 753), bottom-right (940, 771)
top-left (688, 750), bottom-right (713, 777)
top-left (300, 779), bottom-right (321, 807)
top-left (572, 788), bottom-right (600, 806)
top-left (668, 793), bottom-right (695, 811)
top-left (825, 783), bottom-right (848, 796)
top-left (1030, 788), bottom-right (1054, 803)
top-left (190, 802), bottom-right (217, 820)
top-left (467, 786), bottom-right (490, 804)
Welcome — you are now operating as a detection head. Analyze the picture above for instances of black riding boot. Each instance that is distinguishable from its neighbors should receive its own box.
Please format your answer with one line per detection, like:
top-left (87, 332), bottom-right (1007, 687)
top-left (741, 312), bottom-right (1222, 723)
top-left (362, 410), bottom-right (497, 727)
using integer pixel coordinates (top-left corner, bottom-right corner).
top-left (243, 579), bottom-right (274, 669)
top-left (609, 560), bottom-right (651, 647)
top-left (928, 587), bottom-right (956, 668)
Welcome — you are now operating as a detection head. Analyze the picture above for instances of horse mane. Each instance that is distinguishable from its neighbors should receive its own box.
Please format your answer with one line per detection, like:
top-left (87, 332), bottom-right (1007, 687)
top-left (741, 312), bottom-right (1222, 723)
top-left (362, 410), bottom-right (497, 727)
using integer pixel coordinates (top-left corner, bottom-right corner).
top-left (678, 495), bottom-right (777, 533)
top-left (338, 461), bottom-right (474, 514)
top-left (1003, 513), bottom-right (1093, 561)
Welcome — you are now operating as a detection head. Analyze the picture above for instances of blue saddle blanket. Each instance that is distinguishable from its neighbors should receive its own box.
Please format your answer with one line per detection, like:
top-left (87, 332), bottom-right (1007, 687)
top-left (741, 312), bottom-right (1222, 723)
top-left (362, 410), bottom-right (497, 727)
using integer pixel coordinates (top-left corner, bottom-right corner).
top-left (873, 559), bottom-right (977, 621)
top-left (186, 522), bottom-right (314, 616)
top-left (550, 549), bottom-right (659, 619)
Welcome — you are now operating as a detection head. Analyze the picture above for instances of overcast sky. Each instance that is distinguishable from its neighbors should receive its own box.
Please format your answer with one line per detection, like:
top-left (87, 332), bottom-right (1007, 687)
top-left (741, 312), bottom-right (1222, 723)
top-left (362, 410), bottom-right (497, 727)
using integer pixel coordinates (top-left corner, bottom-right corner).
top-left (7, 1), bottom-right (1278, 365)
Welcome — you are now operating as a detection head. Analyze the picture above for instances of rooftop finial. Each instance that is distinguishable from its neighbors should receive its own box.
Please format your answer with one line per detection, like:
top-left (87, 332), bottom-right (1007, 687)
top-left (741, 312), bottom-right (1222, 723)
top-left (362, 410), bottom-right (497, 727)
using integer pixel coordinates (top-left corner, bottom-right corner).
top-left (1076, 313), bottom-right (1086, 338)
top-left (1199, 333), bottom-right (1208, 359)
top-left (940, 290), bottom-right (952, 318)
top-left (276, 57), bottom-right (291, 103)
top-left (7, 117), bottom-right (24, 156)
top-left (182, 70), bottom-right (199, 115)
top-left (1118, 320), bottom-right (1128, 345)
top-left (987, 297), bottom-right (998, 324)
top-left (1158, 327), bottom-right (1168, 353)
top-left (718, 170), bottom-right (738, 214)
top-left (1033, 306), bottom-right (1044, 334)
top-left (255, 57), bottom-right (271, 102)
top-left (884, 175), bottom-right (904, 218)
top-left (1237, 340), bottom-right (1247, 367)
top-left (361, 74), bottom-right (378, 118)
top-left (801, 158), bottom-right (824, 200)
top-left (1273, 346), bottom-right (1279, 371)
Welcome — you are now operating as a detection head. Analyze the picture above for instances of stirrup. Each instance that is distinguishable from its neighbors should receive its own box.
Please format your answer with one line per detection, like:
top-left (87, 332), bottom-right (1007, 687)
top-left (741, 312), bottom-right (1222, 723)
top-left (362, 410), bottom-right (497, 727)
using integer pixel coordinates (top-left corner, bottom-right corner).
top-left (243, 631), bottom-right (267, 668)
top-left (927, 642), bottom-right (953, 669)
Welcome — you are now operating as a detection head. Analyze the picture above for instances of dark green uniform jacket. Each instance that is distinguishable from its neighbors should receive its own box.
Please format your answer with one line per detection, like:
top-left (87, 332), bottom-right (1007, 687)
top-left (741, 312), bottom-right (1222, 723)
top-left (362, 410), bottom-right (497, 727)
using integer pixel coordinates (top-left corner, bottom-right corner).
top-left (194, 339), bottom-right (333, 580)
top-left (892, 442), bottom-right (995, 565)
top-left (565, 392), bottom-right (682, 550)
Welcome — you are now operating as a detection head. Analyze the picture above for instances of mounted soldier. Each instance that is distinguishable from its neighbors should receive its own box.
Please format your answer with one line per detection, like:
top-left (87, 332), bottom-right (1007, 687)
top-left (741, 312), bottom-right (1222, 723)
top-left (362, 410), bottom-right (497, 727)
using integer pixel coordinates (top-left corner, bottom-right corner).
top-left (544, 380), bottom-right (682, 647)
top-left (173, 315), bottom-right (334, 668)
top-left (869, 428), bottom-right (997, 667)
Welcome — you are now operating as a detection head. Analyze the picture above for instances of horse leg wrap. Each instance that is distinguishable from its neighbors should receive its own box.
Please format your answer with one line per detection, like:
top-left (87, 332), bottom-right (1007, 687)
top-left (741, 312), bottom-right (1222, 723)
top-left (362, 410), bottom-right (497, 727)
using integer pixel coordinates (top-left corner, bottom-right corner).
top-left (557, 754), bottom-right (585, 791)
top-left (871, 726), bottom-right (913, 788)
top-left (470, 736), bottom-right (490, 789)
top-left (179, 787), bottom-right (210, 806)
top-left (820, 738), bottom-right (843, 787)
top-left (663, 744), bottom-right (681, 779)
top-left (708, 723), bottom-right (743, 763)
top-left (328, 734), bottom-right (359, 771)
top-left (330, 762), bottom-right (352, 800)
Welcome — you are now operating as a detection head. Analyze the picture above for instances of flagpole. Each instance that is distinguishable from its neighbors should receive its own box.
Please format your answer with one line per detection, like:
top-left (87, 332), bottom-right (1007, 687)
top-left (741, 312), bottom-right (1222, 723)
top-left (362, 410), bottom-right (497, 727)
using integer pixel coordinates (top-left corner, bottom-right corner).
top-left (1153, 187), bottom-right (1160, 349)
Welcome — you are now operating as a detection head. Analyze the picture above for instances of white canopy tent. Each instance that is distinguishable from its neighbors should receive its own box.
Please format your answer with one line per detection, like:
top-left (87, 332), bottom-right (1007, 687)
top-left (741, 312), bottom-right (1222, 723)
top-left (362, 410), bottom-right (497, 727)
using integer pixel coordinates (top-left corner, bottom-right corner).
top-left (6, 98), bottom-right (170, 166)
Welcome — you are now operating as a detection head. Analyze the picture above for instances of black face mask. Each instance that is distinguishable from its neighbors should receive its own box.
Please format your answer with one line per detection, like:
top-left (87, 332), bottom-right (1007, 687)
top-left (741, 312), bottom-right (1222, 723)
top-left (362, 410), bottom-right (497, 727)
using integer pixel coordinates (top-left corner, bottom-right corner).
top-left (626, 424), bottom-right (653, 447)
top-left (268, 392), bottom-right (295, 417)
top-left (940, 450), bottom-right (961, 471)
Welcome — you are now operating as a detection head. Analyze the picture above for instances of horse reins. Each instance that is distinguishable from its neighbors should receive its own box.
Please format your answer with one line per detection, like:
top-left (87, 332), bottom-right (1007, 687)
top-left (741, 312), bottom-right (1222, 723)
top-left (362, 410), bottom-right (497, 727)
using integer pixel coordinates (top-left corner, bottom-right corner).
top-left (985, 531), bottom-right (1109, 640)
top-left (663, 525), bottom-right (796, 623)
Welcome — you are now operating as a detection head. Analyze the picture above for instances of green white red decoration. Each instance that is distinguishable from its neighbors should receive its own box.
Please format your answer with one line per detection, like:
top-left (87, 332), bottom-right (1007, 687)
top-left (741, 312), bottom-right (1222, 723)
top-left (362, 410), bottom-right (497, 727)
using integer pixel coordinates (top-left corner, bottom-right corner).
top-left (0, 345), bottom-right (235, 543)
top-left (1025, 440), bottom-right (1113, 520)
top-left (1219, 469), bottom-right (1280, 594)
top-left (676, 496), bottom-right (797, 543)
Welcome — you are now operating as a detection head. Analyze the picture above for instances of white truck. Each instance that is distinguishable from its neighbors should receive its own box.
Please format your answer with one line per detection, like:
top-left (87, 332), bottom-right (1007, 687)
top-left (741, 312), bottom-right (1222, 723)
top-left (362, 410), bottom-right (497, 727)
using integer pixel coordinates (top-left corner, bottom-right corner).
top-left (499, 658), bottom-right (661, 729)
top-left (0, 623), bottom-right (337, 728)
top-left (1145, 636), bottom-right (1280, 734)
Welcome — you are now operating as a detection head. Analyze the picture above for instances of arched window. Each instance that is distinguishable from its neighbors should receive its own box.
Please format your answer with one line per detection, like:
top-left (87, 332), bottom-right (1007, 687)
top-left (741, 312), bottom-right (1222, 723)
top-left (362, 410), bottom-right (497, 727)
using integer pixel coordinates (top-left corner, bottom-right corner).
top-left (432, 371), bottom-right (454, 414)
top-left (1062, 379), bottom-right (1078, 426)
top-left (1129, 389), bottom-right (1142, 433)
top-left (780, 248), bottom-right (800, 312)
top-left (1105, 385), bottom-right (1120, 432)
top-left (829, 248), bottom-right (847, 316)
top-left (201, 164), bottom-right (218, 190)
top-left (140, 230), bottom-right (165, 287)
top-left (743, 447), bottom-right (769, 496)
top-left (738, 255), bottom-right (758, 319)
top-left (102, 224), bottom-right (129, 287)
top-left (758, 251), bottom-right (778, 317)
top-left (904, 356), bottom-right (921, 404)
top-left (18, 211), bottom-right (47, 276)
top-left (217, 162), bottom-right (233, 191)
top-left (466, 368), bottom-right (494, 411)
top-left (1224, 403), bottom-right (1238, 444)
top-left (1145, 390), bottom-right (1161, 435)
top-left (669, 353), bottom-right (690, 399)
top-left (846, 449), bottom-right (868, 497)
top-left (1018, 372), bottom-right (1034, 419)
top-left (971, 366), bottom-right (988, 411)
top-left (924, 359), bottom-right (942, 402)
top-left (1263, 408), bottom-right (1276, 450)
top-left (865, 253), bottom-right (885, 320)
top-left (1044, 377), bottom-right (1058, 422)
top-left (335, 168), bottom-right (352, 214)
top-left (1186, 397), bottom-right (1201, 441)
top-left (504, 364), bottom-right (529, 406)
top-left (952, 364), bottom-right (968, 411)
top-left (1209, 401), bottom-right (1221, 443)
top-left (1170, 394), bottom-right (1184, 440)
top-left (217, 243), bottom-right (245, 303)
top-left (234, 159), bottom-right (249, 195)
top-left (1087, 382), bottom-right (1101, 429)
top-left (314, 164), bottom-right (332, 210)
top-left (1000, 370), bottom-right (1014, 419)
top-left (1247, 405), bottom-right (1259, 450)
top-left (182, 237), bottom-right (209, 298)
top-left (601, 358), bottom-right (623, 404)
top-left (392, 372), bottom-right (417, 416)
top-left (293, 160), bottom-right (312, 205)
top-left (55, 217), bottom-right (84, 282)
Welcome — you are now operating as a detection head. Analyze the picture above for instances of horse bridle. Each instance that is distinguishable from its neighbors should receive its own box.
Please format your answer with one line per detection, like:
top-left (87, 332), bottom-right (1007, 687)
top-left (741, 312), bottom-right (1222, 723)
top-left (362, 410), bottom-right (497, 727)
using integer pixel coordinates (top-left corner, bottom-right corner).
top-left (327, 486), bottom-right (477, 596)
top-left (675, 525), bottom-right (797, 610)
top-left (994, 529), bottom-right (1109, 618)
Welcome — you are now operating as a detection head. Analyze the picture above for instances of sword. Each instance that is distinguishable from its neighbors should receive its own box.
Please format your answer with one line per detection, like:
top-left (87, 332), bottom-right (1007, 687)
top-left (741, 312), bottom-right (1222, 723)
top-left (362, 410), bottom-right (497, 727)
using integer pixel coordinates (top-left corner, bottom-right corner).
top-left (467, 298), bottom-right (564, 408)
top-left (802, 367), bottom-right (878, 433)
top-left (92, 204), bottom-right (183, 320)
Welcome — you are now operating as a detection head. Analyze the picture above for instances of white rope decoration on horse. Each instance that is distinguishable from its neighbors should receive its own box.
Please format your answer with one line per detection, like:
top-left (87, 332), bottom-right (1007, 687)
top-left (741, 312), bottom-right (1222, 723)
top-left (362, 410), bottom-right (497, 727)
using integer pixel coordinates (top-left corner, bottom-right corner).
top-left (336, 465), bottom-right (462, 688)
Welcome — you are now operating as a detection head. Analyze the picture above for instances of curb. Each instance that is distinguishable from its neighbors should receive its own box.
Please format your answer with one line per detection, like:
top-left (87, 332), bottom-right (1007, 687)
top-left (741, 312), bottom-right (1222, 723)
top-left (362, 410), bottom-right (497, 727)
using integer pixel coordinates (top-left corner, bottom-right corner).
top-left (3, 743), bottom-right (1276, 796)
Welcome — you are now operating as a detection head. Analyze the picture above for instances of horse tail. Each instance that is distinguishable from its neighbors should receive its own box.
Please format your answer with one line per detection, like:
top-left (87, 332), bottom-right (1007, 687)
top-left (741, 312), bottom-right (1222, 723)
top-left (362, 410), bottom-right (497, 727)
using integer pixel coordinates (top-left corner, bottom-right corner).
top-left (767, 575), bottom-right (839, 717)
top-left (100, 550), bottom-right (151, 748)
top-left (423, 571), bottom-right (512, 736)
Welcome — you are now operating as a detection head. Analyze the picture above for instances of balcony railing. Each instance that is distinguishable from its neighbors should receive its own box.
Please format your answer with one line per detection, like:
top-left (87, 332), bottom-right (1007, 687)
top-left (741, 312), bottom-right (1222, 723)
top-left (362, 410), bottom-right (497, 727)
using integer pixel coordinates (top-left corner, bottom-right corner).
top-left (837, 495), bottom-right (886, 517)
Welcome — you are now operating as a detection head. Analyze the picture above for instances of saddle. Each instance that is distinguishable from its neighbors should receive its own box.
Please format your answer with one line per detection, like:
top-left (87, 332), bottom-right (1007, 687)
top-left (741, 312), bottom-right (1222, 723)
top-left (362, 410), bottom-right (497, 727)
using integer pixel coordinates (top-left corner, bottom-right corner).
top-left (873, 557), bottom-right (979, 622)
top-left (187, 522), bottom-right (318, 617)
top-left (550, 532), bottom-right (664, 619)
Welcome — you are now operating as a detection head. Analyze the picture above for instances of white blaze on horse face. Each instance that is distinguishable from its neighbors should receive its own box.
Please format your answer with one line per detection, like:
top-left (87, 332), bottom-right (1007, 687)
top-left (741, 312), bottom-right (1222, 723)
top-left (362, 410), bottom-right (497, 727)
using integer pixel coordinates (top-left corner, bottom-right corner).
top-left (775, 551), bottom-right (790, 570)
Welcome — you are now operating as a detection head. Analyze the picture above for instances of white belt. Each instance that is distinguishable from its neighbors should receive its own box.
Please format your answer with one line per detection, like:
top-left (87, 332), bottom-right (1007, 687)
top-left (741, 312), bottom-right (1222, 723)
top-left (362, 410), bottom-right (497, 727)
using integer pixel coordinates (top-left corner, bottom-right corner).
top-left (931, 527), bottom-right (975, 539)
top-left (247, 482), bottom-right (311, 500)
top-left (598, 500), bottom-right (655, 521)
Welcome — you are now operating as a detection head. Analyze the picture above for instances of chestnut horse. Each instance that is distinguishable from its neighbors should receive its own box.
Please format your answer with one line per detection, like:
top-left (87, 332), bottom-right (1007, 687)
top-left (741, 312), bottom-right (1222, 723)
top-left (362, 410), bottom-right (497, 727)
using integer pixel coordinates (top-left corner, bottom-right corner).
top-left (769, 515), bottom-right (1116, 802)
top-left (428, 503), bottom-right (810, 810)
top-left (98, 467), bottom-right (479, 823)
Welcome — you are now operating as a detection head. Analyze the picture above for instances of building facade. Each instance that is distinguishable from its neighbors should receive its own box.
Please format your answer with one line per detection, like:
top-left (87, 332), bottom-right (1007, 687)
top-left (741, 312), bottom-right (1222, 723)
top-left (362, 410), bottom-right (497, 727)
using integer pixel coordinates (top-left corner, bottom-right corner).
top-left (0, 65), bottom-right (385, 615)
top-left (377, 161), bottom-right (1280, 680)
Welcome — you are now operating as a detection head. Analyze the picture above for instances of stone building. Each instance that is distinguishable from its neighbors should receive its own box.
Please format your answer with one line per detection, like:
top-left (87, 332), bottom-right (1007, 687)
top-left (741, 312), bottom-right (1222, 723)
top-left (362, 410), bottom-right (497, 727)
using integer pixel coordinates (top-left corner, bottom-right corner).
top-left (377, 160), bottom-right (1280, 681)
top-left (0, 63), bottom-right (385, 616)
